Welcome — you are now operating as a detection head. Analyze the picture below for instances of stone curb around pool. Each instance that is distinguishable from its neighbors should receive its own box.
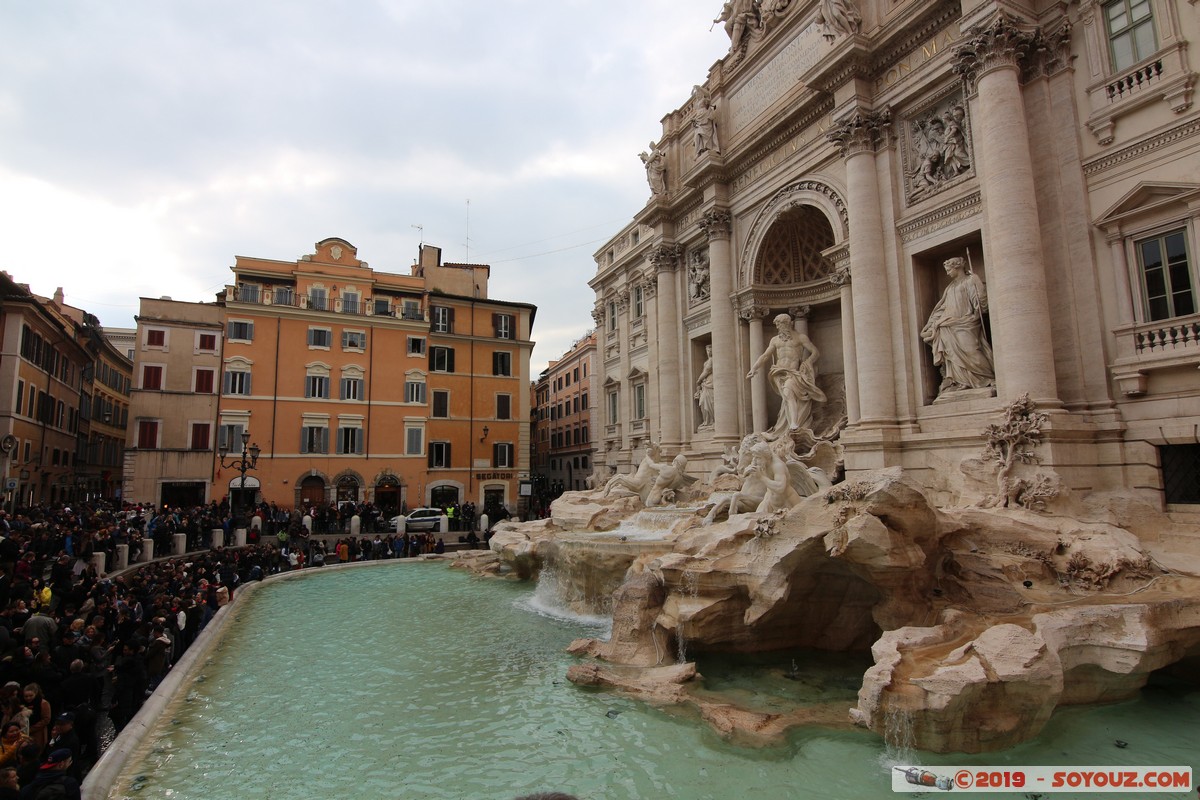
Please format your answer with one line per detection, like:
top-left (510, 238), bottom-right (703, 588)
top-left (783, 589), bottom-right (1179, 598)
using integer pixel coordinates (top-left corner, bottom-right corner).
top-left (80, 556), bottom-right (449, 799)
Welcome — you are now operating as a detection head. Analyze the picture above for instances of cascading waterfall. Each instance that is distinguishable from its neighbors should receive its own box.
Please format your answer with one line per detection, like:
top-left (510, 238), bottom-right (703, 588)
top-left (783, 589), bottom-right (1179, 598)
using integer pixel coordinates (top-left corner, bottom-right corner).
top-left (675, 623), bottom-right (689, 664)
top-left (881, 706), bottom-right (917, 767)
top-left (520, 565), bottom-right (612, 630)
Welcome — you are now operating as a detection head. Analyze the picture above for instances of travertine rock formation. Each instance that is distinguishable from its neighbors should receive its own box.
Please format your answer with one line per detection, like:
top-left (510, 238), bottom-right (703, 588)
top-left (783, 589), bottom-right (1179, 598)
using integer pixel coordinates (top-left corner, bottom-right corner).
top-left (480, 469), bottom-right (1200, 753)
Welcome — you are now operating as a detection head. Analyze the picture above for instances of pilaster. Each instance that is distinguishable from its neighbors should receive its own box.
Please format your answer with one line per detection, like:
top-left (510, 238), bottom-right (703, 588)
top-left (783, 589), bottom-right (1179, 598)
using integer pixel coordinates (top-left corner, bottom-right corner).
top-left (699, 209), bottom-right (740, 444)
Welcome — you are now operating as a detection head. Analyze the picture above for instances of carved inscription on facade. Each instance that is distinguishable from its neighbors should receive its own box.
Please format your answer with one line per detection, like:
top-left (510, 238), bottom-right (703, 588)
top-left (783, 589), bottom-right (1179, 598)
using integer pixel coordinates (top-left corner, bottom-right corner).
top-left (731, 115), bottom-right (833, 193)
top-left (729, 22), bottom-right (823, 133)
top-left (875, 25), bottom-right (961, 92)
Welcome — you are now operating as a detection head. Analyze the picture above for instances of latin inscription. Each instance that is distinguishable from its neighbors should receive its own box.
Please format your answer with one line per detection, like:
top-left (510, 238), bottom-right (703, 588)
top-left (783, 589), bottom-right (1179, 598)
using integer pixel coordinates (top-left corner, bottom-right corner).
top-left (875, 25), bottom-right (961, 92)
top-left (731, 116), bottom-right (832, 194)
top-left (730, 22), bottom-right (823, 133)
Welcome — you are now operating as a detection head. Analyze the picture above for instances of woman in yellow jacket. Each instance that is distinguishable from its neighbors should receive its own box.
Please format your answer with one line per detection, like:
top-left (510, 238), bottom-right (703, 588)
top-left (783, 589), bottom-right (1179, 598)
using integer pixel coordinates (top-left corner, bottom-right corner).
top-left (0, 722), bottom-right (31, 768)
top-left (29, 579), bottom-right (51, 611)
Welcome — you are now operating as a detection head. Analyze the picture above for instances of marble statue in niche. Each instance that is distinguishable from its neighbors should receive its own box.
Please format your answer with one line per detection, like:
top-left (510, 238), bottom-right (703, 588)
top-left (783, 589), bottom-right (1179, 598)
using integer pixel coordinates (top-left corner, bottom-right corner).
top-left (746, 312), bottom-right (826, 436)
top-left (695, 343), bottom-right (715, 431)
top-left (921, 257), bottom-right (995, 395)
top-left (688, 250), bottom-right (711, 306)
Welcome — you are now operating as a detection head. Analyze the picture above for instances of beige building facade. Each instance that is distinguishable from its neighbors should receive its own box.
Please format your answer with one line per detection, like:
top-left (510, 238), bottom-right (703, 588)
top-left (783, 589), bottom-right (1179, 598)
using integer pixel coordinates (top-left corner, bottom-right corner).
top-left (592, 0), bottom-right (1200, 506)
top-left (124, 298), bottom-right (225, 507)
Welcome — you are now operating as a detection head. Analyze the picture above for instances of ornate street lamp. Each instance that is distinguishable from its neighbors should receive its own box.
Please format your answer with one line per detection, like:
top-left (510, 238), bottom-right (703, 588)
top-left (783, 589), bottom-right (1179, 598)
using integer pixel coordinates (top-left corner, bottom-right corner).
top-left (219, 431), bottom-right (261, 528)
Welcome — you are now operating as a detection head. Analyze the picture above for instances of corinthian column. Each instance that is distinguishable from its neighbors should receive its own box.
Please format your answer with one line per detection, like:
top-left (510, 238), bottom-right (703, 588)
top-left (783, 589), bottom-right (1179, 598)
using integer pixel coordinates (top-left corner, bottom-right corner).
top-left (831, 266), bottom-right (860, 423)
top-left (827, 110), bottom-right (897, 425)
top-left (699, 209), bottom-right (740, 443)
top-left (954, 15), bottom-right (1060, 405)
top-left (741, 306), bottom-right (769, 431)
top-left (649, 244), bottom-right (683, 449)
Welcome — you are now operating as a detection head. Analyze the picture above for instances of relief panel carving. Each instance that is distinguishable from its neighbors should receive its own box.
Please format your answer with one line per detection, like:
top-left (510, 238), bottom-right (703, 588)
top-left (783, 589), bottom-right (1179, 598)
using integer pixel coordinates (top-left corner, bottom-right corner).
top-left (902, 91), bottom-right (975, 206)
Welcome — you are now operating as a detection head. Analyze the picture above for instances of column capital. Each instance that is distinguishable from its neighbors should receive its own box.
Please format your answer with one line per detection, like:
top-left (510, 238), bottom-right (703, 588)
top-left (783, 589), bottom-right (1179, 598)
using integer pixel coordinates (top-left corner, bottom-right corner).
top-left (648, 243), bottom-right (683, 273)
top-left (826, 108), bottom-right (892, 159)
top-left (830, 265), bottom-right (852, 287)
top-left (789, 305), bottom-right (813, 321)
top-left (591, 303), bottom-right (605, 327)
top-left (699, 209), bottom-right (732, 242)
top-left (952, 13), bottom-right (1044, 91)
top-left (739, 305), bottom-right (770, 323)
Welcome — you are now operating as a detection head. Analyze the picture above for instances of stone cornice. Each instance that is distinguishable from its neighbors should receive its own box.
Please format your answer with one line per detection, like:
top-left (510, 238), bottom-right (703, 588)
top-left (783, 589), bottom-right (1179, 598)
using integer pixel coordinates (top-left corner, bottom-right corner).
top-left (869, 0), bottom-right (963, 81)
top-left (726, 96), bottom-right (836, 189)
top-left (897, 190), bottom-right (983, 242)
top-left (1082, 117), bottom-right (1200, 178)
top-left (814, 54), bottom-right (873, 95)
top-left (801, 33), bottom-right (872, 94)
top-left (733, 283), bottom-right (840, 314)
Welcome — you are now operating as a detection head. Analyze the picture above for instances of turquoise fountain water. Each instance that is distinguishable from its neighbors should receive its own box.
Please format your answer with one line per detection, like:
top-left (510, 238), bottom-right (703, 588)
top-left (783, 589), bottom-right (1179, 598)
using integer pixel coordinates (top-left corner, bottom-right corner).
top-left (111, 563), bottom-right (1199, 799)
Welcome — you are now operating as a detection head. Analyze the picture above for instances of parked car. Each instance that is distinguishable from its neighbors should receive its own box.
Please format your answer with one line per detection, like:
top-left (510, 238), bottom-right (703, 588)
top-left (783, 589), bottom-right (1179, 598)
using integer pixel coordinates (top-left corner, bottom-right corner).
top-left (388, 508), bottom-right (445, 533)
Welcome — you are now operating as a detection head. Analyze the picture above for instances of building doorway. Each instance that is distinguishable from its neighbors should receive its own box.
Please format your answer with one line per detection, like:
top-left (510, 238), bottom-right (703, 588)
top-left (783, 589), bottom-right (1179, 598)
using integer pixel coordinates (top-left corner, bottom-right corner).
top-left (336, 476), bottom-right (359, 504)
top-left (300, 476), bottom-right (326, 508)
top-left (161, 481), bottom-right (206, 509)
top-left (375, 479), bottom-right (402, 516)
top-left (430, 485), bottom-right (459, 510)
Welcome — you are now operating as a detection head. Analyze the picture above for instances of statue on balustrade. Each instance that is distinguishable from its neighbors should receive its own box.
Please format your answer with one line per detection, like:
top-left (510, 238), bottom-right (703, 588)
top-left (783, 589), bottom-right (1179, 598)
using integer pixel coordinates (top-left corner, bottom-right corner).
top-left (714, 0), bottom-right (760, 52)
top-left (921, 257), bottom-right (995, 394)
top-left (816, 0), bottom-right (861, 38)
top-left (639, 141), bottom-right (667, 196)
top-left (692, 86), bottom-right (720, 156)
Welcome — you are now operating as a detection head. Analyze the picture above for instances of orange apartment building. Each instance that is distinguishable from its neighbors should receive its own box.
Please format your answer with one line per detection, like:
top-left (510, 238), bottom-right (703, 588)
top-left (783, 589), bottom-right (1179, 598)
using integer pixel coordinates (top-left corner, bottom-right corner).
top-left (0, 275), bottom-right (93, 507)
top-left (218, 238), bottom-right (535, 517)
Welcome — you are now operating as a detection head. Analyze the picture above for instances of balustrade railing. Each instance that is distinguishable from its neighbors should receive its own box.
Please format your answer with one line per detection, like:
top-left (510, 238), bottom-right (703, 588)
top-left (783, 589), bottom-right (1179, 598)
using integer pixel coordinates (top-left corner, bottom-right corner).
top-left (1106, 60), bottom-right (1164, 102)
top-left (1132, 317), bottom-right (1200, 354)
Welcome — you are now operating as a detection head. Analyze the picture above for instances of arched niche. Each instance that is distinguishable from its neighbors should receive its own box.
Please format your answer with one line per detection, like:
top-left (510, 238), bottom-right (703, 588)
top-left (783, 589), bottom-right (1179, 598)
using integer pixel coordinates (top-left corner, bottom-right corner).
top-left (740, 179), bottom-right (848, 288)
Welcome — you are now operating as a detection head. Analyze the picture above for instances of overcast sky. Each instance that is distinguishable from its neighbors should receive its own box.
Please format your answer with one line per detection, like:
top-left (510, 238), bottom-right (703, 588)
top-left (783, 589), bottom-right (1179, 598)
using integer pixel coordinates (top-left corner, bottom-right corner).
top-left (0, 1), bottom-right (729, 373)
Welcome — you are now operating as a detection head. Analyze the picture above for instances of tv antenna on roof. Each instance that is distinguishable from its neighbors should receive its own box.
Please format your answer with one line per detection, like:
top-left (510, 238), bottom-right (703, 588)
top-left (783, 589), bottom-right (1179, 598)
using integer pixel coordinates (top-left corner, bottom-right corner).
top-left (411, 224), bottom-right (424, 246)
top-left (465, 198), bottom-right (471, 263)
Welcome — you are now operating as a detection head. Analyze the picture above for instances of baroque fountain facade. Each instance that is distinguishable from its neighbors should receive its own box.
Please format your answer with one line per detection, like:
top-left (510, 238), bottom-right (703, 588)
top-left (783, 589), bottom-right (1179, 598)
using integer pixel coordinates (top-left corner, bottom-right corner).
top-left (474, 0), bottom-right (1200, 754)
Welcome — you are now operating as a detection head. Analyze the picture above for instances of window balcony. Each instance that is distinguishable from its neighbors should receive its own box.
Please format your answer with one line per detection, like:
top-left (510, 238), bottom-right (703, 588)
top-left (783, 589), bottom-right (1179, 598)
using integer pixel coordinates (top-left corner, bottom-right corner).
top-left (1086, 43), bottom-right (1196, 145)
top-left (1110, 311), bottom-right (1200, 395)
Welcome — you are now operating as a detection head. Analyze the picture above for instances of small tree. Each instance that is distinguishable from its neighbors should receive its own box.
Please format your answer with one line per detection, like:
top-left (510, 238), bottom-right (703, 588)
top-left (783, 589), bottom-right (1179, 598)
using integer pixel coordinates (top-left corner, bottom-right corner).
top-left (980, 394), bottom-right (1049, 508)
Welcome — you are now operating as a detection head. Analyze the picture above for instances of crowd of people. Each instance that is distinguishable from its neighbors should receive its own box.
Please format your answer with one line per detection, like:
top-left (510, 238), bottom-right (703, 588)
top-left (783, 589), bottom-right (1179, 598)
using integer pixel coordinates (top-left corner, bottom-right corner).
top-left (0, 492), bottom-right (527, 797)
top-left (0, 496), bottom-right (482, 798)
